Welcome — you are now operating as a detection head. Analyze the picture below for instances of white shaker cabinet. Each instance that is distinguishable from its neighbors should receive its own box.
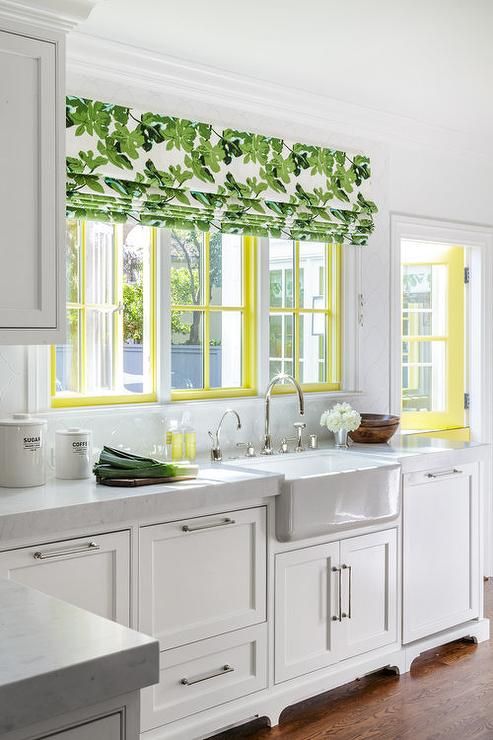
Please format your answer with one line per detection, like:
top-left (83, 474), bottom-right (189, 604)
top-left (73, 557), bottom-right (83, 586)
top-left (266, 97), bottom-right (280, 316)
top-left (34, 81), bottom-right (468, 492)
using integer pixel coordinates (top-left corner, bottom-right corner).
top-left (403, 462), bottom-right (480, 643)
top-left (339, 529), bottom-right (397, 659)
top-left (275, 529), bottom-right (397, 683)
top-left (139, 507), bottom-right (267, 649)
top-left (0, 530), bottom-right (131, 625)
top-left (0, 21), bottom-right (65, 343)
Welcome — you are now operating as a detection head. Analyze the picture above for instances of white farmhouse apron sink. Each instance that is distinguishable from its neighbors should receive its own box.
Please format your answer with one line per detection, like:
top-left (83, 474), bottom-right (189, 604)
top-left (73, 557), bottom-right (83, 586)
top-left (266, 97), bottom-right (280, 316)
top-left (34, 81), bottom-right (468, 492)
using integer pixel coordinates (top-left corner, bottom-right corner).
top-left (227, 452), bottom-right (401, 541)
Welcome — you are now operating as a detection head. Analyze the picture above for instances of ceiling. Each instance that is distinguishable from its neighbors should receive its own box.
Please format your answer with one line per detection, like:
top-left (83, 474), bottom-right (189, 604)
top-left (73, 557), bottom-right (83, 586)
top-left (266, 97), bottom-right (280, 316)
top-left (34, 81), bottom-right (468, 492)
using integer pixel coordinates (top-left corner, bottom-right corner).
top-left (77, 0), bottom-right (493, 139)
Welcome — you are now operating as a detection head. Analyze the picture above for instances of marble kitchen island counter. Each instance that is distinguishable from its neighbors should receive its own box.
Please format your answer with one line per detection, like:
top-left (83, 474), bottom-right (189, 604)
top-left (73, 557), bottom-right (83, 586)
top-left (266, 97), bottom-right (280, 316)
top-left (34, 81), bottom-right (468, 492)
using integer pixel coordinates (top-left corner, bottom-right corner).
top-left (0, 466), bottom-right (282, 542)
top-left (0, 578), bottom-right (159, 736)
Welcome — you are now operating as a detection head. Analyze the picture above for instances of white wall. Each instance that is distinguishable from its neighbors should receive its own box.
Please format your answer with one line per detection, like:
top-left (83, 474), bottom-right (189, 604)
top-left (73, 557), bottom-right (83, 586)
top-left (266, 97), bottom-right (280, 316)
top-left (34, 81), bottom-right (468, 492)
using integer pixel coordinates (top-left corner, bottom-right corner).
top-left (0, 35), bottom-right (491, 457)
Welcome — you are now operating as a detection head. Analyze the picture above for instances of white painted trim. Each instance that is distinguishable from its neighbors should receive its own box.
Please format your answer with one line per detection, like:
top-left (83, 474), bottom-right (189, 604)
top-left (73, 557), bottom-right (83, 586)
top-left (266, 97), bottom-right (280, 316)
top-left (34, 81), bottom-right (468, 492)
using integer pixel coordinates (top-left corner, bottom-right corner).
top-left (342, 246), bottom-right (362, 393)
top-left (66, 32), bottom-right (493, 159)
top-left (390, 214), bottom-right (493, 575)
top-left (0, 0), bottom-right (103, 32)
top-left (156, 229), bottom-right (171, 404)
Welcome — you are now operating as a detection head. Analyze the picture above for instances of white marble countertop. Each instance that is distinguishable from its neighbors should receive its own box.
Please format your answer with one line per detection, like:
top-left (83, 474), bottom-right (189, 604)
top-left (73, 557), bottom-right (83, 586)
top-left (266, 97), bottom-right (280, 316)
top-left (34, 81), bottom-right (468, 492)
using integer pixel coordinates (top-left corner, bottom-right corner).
top-left (0, 439), bottom-right (487, 543)
top-left (0, 578), bottom-right (159, 735)
top-left (0, 466), bottom-right (282, 542)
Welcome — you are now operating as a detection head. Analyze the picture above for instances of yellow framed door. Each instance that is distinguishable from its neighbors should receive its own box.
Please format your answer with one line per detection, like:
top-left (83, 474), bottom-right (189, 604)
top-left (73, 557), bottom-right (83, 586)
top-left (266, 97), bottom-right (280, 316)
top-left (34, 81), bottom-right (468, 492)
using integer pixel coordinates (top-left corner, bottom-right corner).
top-left (401, 242), bottom-right (465, 431)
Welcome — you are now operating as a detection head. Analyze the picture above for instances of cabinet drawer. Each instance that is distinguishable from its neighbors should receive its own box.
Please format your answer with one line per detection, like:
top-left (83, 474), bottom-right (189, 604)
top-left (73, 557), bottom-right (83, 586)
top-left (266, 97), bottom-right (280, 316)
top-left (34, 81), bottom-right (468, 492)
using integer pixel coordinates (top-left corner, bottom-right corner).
top-left (141, 624), bottom-right (267, 730)
top-left (43, 712), bottom-right (122, 739)
top-left (139, 507), bottom-right (266, 648)
top-left (0, 531), bottom-right (130, 625)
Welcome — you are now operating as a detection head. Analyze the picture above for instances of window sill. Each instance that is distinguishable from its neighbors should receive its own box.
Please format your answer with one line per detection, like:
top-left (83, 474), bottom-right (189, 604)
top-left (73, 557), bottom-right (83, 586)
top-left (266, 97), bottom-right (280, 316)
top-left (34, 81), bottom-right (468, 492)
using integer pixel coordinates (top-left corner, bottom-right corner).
top-left (43, 389), bottom-right (362, 415)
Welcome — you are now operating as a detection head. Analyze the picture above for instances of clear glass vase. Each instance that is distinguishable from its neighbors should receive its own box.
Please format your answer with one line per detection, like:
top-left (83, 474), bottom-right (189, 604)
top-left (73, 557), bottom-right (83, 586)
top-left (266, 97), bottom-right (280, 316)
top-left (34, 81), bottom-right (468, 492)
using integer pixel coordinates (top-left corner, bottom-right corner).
top-left (334, 429), bottom-right (349, 448)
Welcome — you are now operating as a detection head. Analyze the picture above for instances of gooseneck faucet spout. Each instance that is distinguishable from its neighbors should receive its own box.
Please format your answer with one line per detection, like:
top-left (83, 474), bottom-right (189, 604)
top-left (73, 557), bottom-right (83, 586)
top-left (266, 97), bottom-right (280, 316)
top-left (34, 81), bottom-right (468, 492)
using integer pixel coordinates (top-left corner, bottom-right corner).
top-left (262, 373), bottom-right (304, 455)
top-left (208, 409), bottom-right (242, 462)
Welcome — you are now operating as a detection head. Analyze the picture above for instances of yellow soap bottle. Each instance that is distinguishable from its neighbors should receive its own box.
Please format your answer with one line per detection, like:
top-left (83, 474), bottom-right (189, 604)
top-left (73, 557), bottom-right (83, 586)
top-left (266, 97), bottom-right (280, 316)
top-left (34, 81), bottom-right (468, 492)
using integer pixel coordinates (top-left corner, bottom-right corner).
top-left (182, 413), bottom-right (197, 462)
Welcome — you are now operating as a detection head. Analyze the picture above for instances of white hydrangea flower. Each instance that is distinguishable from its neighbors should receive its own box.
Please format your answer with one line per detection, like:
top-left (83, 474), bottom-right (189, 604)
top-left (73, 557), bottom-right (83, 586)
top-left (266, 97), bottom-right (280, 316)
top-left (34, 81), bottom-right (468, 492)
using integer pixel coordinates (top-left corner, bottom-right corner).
top-left (320, 403), bottom-right (361, 433)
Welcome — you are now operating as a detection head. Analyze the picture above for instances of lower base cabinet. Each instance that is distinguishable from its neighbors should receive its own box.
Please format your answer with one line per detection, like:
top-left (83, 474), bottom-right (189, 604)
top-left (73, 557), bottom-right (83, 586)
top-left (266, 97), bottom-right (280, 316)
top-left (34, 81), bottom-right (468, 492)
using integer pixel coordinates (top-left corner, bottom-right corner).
top-left (403, 463), bottom-right (480, 643)
top-left (141, 624), bottom-right (267, 731)
top-left (275, 529), bottom-right (397, 683)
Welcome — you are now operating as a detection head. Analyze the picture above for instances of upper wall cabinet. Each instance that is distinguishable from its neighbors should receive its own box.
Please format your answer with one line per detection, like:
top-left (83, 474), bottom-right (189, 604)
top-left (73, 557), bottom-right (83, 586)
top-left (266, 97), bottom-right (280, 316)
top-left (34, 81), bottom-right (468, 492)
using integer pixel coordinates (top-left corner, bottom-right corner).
top-left (0, 2), bottom-right (101, 344)
top-left (0, 26), bottom-right (63, 343)
top-left (0, 20), bottom-right (64, 343)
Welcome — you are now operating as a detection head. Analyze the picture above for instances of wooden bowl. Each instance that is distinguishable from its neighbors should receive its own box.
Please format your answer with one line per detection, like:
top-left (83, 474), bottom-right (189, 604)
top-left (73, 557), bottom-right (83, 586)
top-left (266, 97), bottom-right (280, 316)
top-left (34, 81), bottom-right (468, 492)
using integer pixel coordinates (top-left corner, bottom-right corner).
top-left (349, 414), bottom-right (400, 444)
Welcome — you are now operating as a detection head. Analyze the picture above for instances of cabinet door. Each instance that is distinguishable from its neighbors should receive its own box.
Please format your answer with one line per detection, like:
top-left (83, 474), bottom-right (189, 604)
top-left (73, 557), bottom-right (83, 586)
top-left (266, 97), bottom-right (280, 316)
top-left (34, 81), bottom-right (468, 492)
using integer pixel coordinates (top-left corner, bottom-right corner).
top-left (0, 29), bottom-right (63, 341)
top-left (275, 542), bottom-right (341, 683)
top-left (0, 531), bottom-right (130, 625)
top-left (339, 529), bottom-right (397, 660)
top-left (139, 508), bottom-right (266, 649)
top-left (403, 463), bottom-right (480, 643)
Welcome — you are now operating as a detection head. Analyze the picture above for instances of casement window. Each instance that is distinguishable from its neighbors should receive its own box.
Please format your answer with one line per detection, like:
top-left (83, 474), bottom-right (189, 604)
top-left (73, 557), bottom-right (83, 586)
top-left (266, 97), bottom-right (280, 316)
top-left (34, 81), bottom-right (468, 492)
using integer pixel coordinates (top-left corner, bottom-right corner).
top-left (268, 239), bottom-right (341, 391)
top-left (400, 241), bottom-right (465, 430)
top-left (53, 222), bottom-right (343, 407)
top-left (169, 229), bottom-right (257, 400)
top-left (52, 220), bottom-right (156, 407)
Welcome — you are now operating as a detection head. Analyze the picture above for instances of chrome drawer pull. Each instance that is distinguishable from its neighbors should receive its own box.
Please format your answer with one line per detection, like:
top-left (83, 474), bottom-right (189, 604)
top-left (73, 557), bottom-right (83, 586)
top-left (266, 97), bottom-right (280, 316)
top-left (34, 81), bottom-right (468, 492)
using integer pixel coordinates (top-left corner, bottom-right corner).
top-left (33, 541), bottom-right (100, 560)
top-left (182, 517), bottom-right (235, 532)
top-left (426, 468), bottom-right (462, 479)
top-left (181, 664), bottom-right (234, 686)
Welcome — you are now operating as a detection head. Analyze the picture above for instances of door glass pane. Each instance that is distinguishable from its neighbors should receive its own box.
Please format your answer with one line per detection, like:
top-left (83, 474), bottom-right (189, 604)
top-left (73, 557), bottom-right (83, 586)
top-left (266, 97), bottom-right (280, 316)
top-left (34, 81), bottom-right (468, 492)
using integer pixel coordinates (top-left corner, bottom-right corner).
top-left (209, 312), bottom-right (242, 388)
top-left (299, 313), bottom-right (326, 383)
top-left (66, 221), bottom-right (80, 304)
top-left (55, 309), bottom-right (81, 393)
top-left (85, 222), bottom-right (115, 305)
top-left (269, 239), bottom-right (294, 308)
top-left (209, 234), bottom-right (242, 306)
top-left (402, 340), bottom-right (446, 413)
top-left (122, 225), bottom-right (152, 394)
top-left (86, 309), bottom-right (114, 392)
top-left (171, 311), bottom-right (203, 389)
top-left (300, 242), bottom-right (326, 309)
top-left (402, 264), bottom-right (447, 336)
top-left (170, 228), bottom-right (204, 306)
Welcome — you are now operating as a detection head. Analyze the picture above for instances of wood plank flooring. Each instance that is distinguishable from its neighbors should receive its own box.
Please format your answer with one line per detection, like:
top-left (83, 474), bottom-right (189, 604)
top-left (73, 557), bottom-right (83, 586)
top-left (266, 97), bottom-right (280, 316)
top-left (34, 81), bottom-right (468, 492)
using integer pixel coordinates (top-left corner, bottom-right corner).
top-left (213, 581), bottom-right (493, 739)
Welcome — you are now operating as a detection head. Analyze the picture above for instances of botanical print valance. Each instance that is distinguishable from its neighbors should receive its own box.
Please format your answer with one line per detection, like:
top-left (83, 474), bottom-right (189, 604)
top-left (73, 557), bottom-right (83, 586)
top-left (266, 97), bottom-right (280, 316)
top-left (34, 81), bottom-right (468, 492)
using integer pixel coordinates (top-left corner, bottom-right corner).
top-left (66, 96), bottom-right (377, 244)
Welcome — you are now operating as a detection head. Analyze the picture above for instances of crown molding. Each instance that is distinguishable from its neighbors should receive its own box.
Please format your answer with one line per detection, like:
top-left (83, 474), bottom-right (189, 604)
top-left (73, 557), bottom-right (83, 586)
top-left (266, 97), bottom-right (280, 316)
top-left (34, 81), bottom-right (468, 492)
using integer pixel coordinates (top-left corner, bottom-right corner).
top-left (0, 0), bottom-right (104, 33)
top-left (67, 31), bottom-right (493, 159)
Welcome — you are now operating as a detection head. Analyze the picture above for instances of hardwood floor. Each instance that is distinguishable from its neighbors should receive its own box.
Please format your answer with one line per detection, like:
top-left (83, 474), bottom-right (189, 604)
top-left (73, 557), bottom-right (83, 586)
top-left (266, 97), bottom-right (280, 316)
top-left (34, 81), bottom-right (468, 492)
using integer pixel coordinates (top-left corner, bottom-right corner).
top-left (213, 581), bottom-right (493, 740)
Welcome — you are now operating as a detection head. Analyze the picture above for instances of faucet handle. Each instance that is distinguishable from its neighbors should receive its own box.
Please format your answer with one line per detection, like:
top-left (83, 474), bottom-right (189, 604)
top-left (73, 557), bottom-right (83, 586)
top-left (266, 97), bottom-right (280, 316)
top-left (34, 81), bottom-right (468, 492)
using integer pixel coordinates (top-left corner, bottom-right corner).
top-left (293, 422), bottom-right (306, 452)
top-left (237, 441), bottom-right (256, 458)
top-left (279, 436), bottom-right (297, 454)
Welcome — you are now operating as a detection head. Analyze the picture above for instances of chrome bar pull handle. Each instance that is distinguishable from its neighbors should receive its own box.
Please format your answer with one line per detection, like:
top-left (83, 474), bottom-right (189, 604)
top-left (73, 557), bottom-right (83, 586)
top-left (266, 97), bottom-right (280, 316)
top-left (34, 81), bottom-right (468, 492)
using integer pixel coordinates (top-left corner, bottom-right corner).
top-left (181, 664), bottom-right (233, 686)
top-left (426, 468), bottom-right (462, 479)
top-left (33, 541), bottom-right (100, 560)
top-left (341, 564), bottom-right (352, 619)
top-left (331, 566), bottom-right (342, 621)
top-left (182, 517), bottom-right (235, 533)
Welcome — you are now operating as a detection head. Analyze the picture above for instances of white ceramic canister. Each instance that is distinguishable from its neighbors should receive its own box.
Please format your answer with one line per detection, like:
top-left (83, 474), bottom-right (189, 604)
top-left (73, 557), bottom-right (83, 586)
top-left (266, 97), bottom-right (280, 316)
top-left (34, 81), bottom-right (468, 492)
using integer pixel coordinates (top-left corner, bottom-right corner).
top-left (0, 413), bottom-right (47, 488)
top-left (55, 428), bottom-right (93, 480)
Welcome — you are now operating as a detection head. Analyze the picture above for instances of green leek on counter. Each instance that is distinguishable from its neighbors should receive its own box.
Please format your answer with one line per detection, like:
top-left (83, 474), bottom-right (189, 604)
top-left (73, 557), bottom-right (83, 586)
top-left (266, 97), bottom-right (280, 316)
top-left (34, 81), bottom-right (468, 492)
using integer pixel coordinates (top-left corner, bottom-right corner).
top-left (93, 446), bottom-right (198, 480)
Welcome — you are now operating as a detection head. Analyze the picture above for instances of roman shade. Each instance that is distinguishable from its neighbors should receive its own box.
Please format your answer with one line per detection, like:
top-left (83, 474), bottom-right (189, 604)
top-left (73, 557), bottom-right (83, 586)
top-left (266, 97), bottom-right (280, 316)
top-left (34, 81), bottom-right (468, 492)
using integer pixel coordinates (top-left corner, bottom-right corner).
top-left (66, 96), bottom-right (377, 244)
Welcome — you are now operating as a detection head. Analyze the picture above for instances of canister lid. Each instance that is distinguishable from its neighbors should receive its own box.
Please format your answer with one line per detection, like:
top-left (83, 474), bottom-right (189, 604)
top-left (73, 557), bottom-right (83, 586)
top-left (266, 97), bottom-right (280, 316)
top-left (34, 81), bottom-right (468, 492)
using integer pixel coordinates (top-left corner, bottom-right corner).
top-left (0, 413), bottom-right (46, 427)
top-left (56, 427), bottom-right (91, 436)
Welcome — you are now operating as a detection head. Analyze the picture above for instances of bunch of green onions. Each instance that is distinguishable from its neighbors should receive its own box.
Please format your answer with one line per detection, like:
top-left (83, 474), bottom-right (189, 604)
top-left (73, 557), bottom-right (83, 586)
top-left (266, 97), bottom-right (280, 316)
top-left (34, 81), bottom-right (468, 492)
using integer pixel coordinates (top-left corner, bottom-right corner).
top-left (93, 446), bottom-right (197, 481)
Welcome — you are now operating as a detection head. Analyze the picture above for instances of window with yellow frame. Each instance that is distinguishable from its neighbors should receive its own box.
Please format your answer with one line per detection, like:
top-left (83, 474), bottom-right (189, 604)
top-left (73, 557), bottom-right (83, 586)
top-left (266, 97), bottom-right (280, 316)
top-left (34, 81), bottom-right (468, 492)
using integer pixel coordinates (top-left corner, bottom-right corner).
top-left (52, 220), bottom-right (156, 407)
top-left (170, 229), bottom-right (256, 400)
top-left (268, 239), bottom-right (341, 391)
top-left (401, 240), bottom-right (465, 432)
